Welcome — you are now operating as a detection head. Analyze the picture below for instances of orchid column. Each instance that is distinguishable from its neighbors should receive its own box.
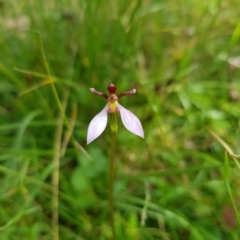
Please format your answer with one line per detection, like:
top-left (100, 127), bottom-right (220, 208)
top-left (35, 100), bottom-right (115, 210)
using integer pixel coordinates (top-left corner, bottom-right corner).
top-left (87, 84), bottom-right (144, 238)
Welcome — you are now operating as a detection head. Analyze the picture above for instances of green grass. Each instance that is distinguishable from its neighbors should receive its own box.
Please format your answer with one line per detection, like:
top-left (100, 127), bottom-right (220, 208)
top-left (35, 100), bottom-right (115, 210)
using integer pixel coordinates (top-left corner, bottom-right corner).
top-left (1, 0), bottom-right (240, 239)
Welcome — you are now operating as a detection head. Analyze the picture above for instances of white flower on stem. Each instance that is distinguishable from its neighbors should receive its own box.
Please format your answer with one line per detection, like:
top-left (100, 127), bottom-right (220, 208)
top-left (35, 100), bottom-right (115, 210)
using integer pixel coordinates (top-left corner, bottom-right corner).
top-left (87, 83), bottom-right (144, 144)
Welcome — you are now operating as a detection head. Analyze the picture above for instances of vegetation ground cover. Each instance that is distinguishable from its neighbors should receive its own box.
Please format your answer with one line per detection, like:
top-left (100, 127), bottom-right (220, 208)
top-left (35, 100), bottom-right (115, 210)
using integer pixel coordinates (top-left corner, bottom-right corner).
top-left (0, 0), bottom-right (240, 239)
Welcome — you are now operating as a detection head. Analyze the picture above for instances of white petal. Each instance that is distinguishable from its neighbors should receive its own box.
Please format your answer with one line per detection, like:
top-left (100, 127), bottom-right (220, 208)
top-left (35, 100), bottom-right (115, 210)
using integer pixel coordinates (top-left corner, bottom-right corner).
top-left (118, 104), bottom-right (144, 138)
top-left (87, 106), bottom-right (108, 144)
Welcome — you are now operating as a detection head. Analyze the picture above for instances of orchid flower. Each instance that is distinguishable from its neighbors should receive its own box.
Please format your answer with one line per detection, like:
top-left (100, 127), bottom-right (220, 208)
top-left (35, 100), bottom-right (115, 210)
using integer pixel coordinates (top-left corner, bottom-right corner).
top-left (87, 84), bottom-right (144, 144)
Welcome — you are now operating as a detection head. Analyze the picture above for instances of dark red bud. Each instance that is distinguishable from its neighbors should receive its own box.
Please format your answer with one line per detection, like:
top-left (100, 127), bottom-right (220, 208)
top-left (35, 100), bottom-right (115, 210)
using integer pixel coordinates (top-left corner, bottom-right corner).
top-left (107, 83), bottom-right (117, 94)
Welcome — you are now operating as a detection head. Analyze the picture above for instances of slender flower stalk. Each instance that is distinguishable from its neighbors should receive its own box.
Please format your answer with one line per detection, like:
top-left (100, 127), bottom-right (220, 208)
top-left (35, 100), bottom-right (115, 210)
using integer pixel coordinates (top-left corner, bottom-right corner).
top-left (87, 84), bottom-right (144, 238)
top-left (108, 113), bottom-right (118, 239)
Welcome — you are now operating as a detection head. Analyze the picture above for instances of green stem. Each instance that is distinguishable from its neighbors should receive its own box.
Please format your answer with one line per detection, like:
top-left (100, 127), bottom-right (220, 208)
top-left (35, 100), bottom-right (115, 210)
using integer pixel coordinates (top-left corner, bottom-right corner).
top-left (109, 113), bottom-right (118, 239)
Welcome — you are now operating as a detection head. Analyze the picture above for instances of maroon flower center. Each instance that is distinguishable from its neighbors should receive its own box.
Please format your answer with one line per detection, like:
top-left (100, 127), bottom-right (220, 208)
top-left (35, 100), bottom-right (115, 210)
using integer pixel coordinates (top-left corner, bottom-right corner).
top-left (108, 94), bottom-right (118, 102)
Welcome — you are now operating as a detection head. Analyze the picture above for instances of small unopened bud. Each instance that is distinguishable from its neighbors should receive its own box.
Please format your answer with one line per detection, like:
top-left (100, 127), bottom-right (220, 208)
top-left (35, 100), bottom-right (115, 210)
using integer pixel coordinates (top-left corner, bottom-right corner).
top-left (107, 84), bottom-right (117, 94)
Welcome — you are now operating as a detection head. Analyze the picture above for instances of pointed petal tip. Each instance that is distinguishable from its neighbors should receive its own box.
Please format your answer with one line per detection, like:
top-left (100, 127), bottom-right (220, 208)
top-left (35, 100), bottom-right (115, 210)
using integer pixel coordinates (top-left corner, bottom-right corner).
top-left (86, 137), bottom-right (92, 145)
top-left (139, 132), bottom-right (144, 138)
top-left (136, 129), bottom-right (144, 139)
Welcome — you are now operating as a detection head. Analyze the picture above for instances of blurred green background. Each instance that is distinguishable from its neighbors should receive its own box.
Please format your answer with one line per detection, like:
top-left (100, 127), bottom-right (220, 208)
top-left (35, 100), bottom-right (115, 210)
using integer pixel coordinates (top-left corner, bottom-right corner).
top-left (1, 0), bottom-right (240, 239)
